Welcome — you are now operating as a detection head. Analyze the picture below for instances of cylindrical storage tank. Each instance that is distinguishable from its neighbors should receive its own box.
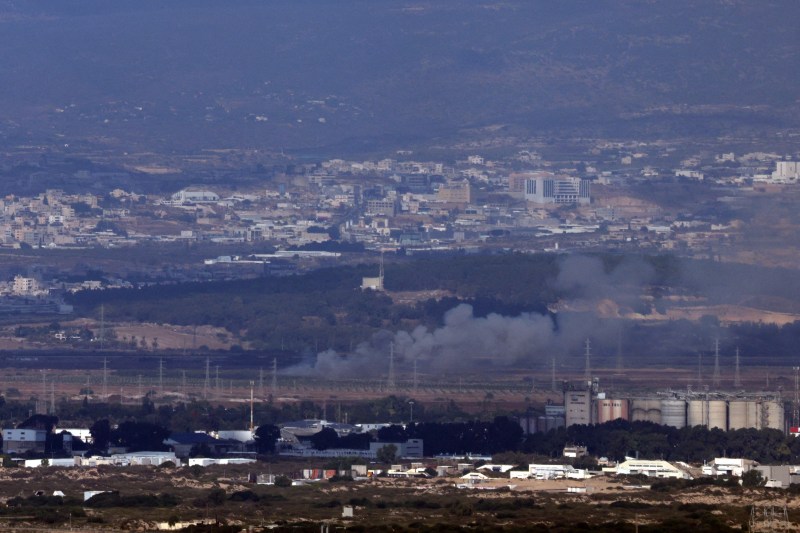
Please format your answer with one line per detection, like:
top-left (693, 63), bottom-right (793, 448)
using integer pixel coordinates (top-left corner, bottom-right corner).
top-left (597, 400), bottom-right (613, 424)
top-left (728, 401), bottom-right (748, 430)
top-left (763, 401), bottom-right (785, 431)
top-left (687, 399), bottom-right (707, 427)
top-left (748, 401), bottom-right (762, 429)
top-left (597, 399), bottom-right (630, 424)
top-left (708, 400), bottom-right (727, 430)
top-left (631, 399), bottom-right (661, 424)
top-left (613, 399), bottom-right (630, 422)
top-left (660, 399), bottom-right (686, 428)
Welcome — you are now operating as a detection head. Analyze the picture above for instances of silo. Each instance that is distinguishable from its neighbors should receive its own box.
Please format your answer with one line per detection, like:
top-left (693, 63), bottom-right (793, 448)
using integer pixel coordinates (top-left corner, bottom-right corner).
top-left (614, 399), bottom-right (630, 422)
top-left (728, 401), bottom-right (749, 430)
top-left (597, 399), bottom-right (630, 424)
top-left (707, 400), bottom-right (727, 430)
top-left (762, 400), bottom-right (785, 431)
top-left (687, 399), bottom-right (707, 427)
top-left (748, 400), bottom-right (763, 429)
top-left (660, 399), bottom-right (686, 428)
top-left (631, 399), bottom-right (661, 424)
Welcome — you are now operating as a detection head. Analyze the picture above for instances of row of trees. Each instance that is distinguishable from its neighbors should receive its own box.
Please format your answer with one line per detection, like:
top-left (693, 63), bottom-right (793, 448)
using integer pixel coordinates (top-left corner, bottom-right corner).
top-left (523, 419), bottom-right (800, 464)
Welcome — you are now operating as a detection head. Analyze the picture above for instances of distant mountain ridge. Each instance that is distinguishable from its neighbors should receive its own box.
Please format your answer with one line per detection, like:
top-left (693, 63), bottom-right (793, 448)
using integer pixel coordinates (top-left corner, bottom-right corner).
top-left (0, 0), bottom-right (795, 154)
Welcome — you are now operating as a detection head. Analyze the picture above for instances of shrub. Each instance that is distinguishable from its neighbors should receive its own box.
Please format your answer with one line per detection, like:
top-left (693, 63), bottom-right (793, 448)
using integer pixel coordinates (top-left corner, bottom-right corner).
top-left (274, 475), bottom-right (292, 487)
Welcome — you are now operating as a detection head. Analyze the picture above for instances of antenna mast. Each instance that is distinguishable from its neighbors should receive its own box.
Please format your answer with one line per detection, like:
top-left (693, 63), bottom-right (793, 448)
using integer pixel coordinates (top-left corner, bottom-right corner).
top-left (583, 338), bottom-right (592, 381)
top-left (734, 347), bottom-right (741, 388)
top-left (249, 380), bottom-right (255, 431)
top-left (712, 338), bottom-right (721, 388)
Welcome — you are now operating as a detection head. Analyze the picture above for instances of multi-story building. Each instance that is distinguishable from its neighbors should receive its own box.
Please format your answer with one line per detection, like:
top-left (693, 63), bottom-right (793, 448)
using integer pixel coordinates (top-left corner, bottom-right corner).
top-left (2, 428), bottom-right (47, 454)
top-left (525, 176), bottom-right (590, 205)
top-left (436, 180), bottom-right (471, 205)
top-left (771, 161), bottom-right (800, 182)
top-left (565, 389), bottom-right (593, 426)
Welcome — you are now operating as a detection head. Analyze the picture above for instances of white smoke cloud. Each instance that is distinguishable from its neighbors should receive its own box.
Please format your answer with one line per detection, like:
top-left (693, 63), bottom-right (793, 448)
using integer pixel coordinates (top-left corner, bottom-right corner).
top-left (286, 303), bottom-right (558, 378)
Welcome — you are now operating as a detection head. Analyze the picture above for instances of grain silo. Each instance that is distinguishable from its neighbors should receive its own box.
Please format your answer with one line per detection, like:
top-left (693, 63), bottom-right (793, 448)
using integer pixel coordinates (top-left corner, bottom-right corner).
top-left (596, 399), bottom-right (630, 424)
top-left (728, 400), bottom-right (758, 430)
top-left (687, 399), bottom-right (707, 427)
top-left (630, 399), bottom-right (661, 424)
top-left (660, 399), bottom-right (686, 428)
top-left (707, 400), bottom-right (727, 430)
top-left (762, 400), bottom-right (785, 431)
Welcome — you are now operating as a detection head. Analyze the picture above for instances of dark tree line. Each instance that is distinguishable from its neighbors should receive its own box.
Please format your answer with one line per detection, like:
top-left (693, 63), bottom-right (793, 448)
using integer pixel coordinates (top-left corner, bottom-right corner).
top-left (376, 417), bottom-right (524, 456)
top-left (523, 420), bottom-right (800, 464)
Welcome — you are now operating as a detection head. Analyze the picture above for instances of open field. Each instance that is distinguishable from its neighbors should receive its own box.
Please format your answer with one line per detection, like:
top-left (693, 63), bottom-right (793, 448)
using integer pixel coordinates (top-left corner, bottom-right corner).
top-left (0, 462), bottom-right (797, 531)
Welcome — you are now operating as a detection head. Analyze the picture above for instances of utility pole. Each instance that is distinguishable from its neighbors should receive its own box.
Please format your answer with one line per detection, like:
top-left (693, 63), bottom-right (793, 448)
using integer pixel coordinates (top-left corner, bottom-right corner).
top-left (793, 366), bottom-right (799, 428)
top-left (100, 303), bottom-right (105, 350)
top-left (734, 347), bottom-right (741, 388)
top-left (159, 358), bottom-right (164, 395)
top-left (204, 357), bottom-right (210, 399)
top-left (249, 381), bottom-right (255, 432)
top-left (412, 358), bottom-right (418, 394)
top-left (551, 358), bottom-right (557, 392)
top-left (387, 342), bottom-right (396, 392)
top-left (102, 358), bottom-right (108, 398)
top-left (271, 358), bottom-right (278, 396)
top-left (712, 338), bottom-right (721, 388)
top-left (697, 352), bottom-right (703, 385)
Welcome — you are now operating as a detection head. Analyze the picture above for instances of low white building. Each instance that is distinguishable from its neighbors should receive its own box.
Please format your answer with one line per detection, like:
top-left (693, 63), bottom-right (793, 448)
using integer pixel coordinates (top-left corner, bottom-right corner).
top-left (460, 472), bottom-right (489, 481)
top-left (528, 464), bottom-right (576, 480)
top-left (605, 459), bottom-right (691, 479)
top-left (24, 458), bottom-right (76, 468)
top-left (170, 190), bottom-right (220, 204)
top-left (188, 457), bottom-right (256, 467)
top-left (702, 458), bottom-right (756, 477)
top-left (477, 464), bottom-right (515, 473)
top-left (77, 451), bottom-right (178, 467)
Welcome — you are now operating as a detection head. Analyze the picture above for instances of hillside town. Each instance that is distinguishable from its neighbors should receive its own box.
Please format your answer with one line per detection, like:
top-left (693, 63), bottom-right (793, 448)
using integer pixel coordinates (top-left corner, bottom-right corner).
top-left (1, 147), bottom-right (799, 300)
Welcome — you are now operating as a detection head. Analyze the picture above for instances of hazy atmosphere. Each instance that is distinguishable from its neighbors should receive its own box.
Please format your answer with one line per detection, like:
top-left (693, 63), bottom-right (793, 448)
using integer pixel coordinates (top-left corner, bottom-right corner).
top-left (0, 2), bottom-right (797, 531)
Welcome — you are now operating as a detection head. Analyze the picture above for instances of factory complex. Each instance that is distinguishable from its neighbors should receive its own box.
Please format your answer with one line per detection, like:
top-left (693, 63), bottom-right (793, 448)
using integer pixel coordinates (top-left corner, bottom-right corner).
top-left (527, 380), bottom-right (788, 434)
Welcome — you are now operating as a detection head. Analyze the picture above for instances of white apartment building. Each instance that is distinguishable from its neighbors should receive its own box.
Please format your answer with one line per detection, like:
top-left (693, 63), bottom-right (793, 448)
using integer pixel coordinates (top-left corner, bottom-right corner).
top-left (525, 176), bottom-right (590, 205)
top-left (12, 276), bottom-right (37, 295)
top-left (771, 161), bottom-right (800, 182)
